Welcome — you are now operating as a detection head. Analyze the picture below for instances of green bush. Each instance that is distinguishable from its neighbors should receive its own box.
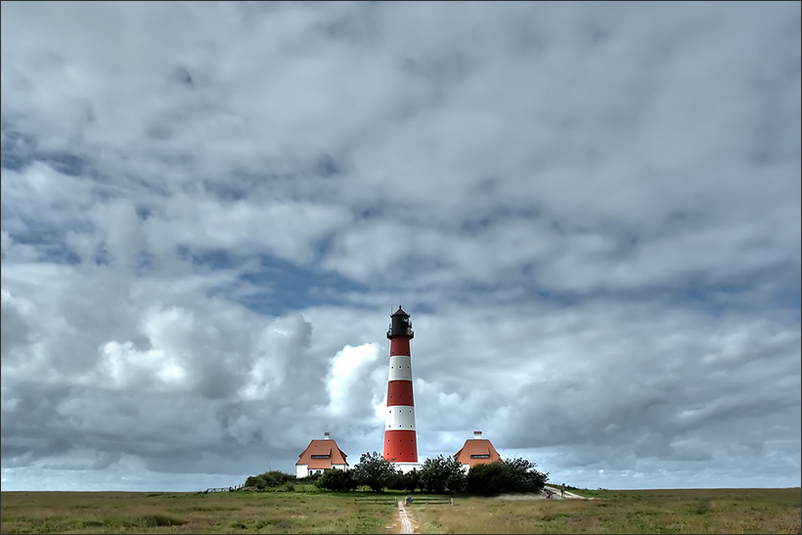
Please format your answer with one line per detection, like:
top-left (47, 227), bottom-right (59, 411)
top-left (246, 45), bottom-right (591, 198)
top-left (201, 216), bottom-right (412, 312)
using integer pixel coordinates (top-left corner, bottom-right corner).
top-left (466, 458), bottom-right (548, 496)
top-left (315, 468), bottom-right (357, 492)
top-left (296, 472), bottom-right (321, 485)
top-left (467, 461), bottom-right (510, 495)
top-left (141, 513), bottom-right (187, 527)
top-left (351, 451), bottom-right (398, 492)
top-left (419, 455), bottom-right (466, 494)
top-left (505, 457), bottom-right (548, 493)
top-left (389, 468), bottom-right (420, 491)
top-left (244, 470), bottom-right (296, 490)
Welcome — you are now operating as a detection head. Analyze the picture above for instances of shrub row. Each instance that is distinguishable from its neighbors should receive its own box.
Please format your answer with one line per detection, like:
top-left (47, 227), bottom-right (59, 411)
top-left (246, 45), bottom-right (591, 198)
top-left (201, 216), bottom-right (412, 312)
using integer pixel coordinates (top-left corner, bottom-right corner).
top-left (244, 452), bottom-right (548, 496)
top-left (316, 452), bottom-right (549, 495)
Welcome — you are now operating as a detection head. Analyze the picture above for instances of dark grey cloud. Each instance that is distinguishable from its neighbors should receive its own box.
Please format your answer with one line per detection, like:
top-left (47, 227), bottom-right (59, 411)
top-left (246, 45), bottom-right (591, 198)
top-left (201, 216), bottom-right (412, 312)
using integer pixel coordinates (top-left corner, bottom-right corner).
top-left (1, 1), bottom-right (799, 491)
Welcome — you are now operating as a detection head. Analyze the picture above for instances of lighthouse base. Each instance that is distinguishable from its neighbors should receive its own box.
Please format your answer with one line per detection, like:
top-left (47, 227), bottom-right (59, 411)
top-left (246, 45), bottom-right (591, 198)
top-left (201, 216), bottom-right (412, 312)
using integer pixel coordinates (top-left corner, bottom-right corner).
top-left (392, 462), bottom-right (421, 474)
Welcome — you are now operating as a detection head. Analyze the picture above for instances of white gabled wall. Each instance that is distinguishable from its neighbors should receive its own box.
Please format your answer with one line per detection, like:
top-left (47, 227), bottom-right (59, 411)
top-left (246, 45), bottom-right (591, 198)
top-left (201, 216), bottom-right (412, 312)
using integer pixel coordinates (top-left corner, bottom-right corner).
top-left (296, 464), bottom-right (349, 478)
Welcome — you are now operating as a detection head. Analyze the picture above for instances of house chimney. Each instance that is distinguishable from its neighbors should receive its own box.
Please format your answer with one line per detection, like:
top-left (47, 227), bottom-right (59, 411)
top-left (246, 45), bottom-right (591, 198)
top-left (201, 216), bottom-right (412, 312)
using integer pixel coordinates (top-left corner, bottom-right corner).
top-left (474, 431), bottom-right (482, 439)
top-left (324, 432), bottom-right (330, 439)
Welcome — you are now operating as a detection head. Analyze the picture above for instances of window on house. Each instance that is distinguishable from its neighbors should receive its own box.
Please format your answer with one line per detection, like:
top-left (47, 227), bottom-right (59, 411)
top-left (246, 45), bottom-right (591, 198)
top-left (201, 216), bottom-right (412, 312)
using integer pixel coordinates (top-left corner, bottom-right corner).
top-left (311, 455), bottom-right (329, 459)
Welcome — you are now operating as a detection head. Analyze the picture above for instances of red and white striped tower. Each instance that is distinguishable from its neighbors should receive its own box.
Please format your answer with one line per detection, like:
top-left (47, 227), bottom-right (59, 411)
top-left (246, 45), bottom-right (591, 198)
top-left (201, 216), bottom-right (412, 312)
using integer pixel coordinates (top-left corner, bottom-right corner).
top-left (383, 306), bottom-right (418, 471)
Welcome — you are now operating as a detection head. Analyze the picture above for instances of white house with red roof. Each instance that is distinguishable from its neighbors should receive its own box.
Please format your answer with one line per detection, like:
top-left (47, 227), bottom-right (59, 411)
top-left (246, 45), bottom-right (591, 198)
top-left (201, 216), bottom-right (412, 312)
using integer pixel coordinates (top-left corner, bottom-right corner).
top-left (295, 432), bottom-right (349, 478)
top-left (454, 431), bottom-right (501, 471)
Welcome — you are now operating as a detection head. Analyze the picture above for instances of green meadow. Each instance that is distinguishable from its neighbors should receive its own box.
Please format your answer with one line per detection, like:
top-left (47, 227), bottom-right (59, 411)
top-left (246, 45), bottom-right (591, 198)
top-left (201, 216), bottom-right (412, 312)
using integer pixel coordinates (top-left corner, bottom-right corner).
top-left (409, 488), bottom-right (801, 534)
top-left (1, 487), bottom-right (799, 534)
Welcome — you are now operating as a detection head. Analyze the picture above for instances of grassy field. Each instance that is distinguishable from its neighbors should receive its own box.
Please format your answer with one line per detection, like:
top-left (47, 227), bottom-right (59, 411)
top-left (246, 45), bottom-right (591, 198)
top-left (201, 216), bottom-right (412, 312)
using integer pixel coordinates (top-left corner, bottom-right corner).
top-left (1, 487), bottom-right (799, 534)
top-left (0, 489), bottom-right (395, 534)
top-left (409, 488), bottom-right (801, 534)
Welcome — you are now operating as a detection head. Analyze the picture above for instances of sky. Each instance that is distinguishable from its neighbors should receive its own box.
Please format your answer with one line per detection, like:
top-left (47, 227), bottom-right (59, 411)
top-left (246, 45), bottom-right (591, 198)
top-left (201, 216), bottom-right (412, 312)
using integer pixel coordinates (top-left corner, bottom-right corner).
top-left (1, 1), bottom-right (800, 492)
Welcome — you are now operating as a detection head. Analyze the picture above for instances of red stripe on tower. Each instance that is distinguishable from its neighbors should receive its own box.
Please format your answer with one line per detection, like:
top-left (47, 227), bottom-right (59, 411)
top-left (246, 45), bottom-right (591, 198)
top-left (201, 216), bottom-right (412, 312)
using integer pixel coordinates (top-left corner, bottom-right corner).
top-left (383, 306), bottom-right (418, 464)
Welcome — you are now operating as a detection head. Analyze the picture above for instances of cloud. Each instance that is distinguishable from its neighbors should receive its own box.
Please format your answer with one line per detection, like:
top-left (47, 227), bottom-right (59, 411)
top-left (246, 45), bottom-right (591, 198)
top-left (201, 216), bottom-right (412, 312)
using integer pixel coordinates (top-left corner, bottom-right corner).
top-left (324, 343), bottom-right (383, 418)
top-left (1, 1), bottom-right (799, 491)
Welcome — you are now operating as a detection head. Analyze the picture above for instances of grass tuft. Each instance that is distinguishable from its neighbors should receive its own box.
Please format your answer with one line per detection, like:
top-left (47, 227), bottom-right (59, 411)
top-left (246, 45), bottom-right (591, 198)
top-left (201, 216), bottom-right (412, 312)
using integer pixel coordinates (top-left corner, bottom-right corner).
top-left (140, 513), bottom-right (187, 527)
top-left (692, 499), bottom-right (711, 515)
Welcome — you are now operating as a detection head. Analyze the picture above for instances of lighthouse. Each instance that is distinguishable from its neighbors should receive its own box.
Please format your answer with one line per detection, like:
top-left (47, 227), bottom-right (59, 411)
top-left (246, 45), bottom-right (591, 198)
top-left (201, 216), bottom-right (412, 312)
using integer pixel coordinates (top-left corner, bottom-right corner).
top-left (383, 306), bottom-right (419, 473)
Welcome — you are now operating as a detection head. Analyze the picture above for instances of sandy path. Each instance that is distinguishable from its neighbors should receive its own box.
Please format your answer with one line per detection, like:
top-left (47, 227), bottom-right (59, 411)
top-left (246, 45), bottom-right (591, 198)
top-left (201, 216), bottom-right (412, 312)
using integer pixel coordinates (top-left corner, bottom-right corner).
top-left (545, 485), bottom-right (593, 499)
top-left (397, 500), bottom-right (415, 534)
top-left (497, 487), bottom-right (594, 500)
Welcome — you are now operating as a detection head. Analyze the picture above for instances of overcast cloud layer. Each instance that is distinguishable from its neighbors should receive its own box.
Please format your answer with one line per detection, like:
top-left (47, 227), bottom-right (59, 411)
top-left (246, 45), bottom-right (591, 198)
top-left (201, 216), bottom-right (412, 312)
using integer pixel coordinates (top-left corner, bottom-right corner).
top-left (2, 2), bottom-right (800, 492)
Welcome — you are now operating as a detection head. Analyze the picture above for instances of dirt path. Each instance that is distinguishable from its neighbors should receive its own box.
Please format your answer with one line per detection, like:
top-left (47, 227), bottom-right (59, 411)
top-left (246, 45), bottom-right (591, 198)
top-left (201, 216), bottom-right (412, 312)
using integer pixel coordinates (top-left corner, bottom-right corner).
top-left (497, 487), bottom-right (594, 501)
top-left (397, 500), bottom-right (415, 534)
top-left (545, 485), bottom-right (594, 499)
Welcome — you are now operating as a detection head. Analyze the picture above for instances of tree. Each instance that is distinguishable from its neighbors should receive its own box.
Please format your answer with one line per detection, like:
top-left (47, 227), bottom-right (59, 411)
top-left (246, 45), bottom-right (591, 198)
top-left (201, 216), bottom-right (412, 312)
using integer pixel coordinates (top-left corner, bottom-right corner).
top-left (315, 468), bottom-right (357, 492)
top-left (389, 468), bottom-right (420, 492)
top-left (466, 458), bottom-right (549, 496)
top-left (418, 455), bottom-right (466, 494)
top-left (466, 461), bottom-right (510, 496)
top-left (505, 457), bottom-right (548, 493)
top-left (351, 451), bottom-right (398, 492)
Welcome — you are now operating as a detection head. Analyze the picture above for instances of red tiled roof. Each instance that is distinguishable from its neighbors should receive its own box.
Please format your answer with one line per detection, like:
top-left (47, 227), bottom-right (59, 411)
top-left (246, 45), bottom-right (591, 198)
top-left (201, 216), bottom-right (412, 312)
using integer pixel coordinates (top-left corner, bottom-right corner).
top-left (454, 438), bottom-right (501, 467)
top-left (296, 439), bottom-right (348, 468)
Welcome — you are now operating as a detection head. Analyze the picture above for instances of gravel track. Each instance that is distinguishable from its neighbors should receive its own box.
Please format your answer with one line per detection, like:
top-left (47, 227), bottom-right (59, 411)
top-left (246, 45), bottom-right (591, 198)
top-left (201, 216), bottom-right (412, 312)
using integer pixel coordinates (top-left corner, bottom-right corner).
top-left (397, 501), bottom-right (414, 534)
